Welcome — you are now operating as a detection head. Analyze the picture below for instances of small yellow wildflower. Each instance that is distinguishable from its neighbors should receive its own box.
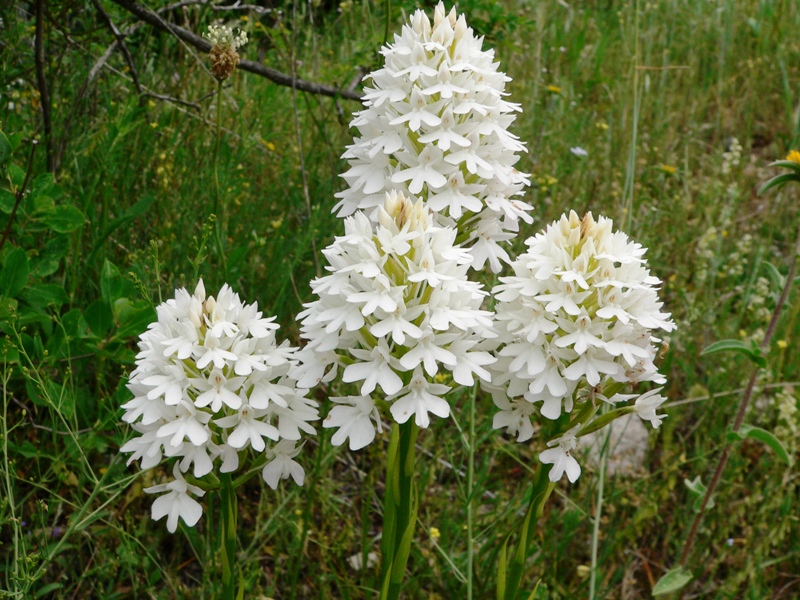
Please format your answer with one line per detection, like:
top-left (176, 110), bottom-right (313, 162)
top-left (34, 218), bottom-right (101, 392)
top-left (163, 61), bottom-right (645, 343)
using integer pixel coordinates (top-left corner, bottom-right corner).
top-left (267, 141), bottom-right (276, 152)
top-left (150, 122), bottom-right (158, 129)
top-left (430, 527), bottom-right (441, 540)
top-left (547, 85), bottom-right (561, 94)
top-left (595, 120), bottom-right (609, 131)
top-left (777, 340), bottom-right (788, 349)
top-left (660, 164), bottom-right (677, 174)
top-left (295, 509), bottom-right (303, 516)
top-left (785, 149), bottom-right (800, 163)
top-left (271, 217), bottom-right (284, 229)
top-left (148, 100), bottom-right (156, 108)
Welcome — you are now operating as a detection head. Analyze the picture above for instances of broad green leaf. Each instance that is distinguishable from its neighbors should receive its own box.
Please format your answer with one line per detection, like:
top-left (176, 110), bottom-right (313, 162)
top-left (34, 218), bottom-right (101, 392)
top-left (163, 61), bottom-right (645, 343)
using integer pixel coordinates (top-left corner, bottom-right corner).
top-left (0, 130), bottom-right (11, 166)
top-left (31, 236), bottom-right (69, 278)
top-left (0, 189), bottom-right (16, 213)
top-left (20, 284), bottom-right (68, 310)
top-left (112, 298), bottom-right (155, 339)
top-left (40, 204), bottom-right (85, 233)
top-left (652, 566), bottom-right (693, 596)
top-left (0, 336), bottom-right (19, 363)
top-left (701, 339), bottom-right (766, 367)
top-left (101, 260), bottom-right (123, 302)
top-left (31, 194), bottom-right (55, 215)
top-left (8, 163), bottom-right (25, 187)
top-left (728, 424), bottom-right (793, 466)
top-left (0, 247), bottom-right (30, 298)
top-left (8, 133), bottom-right (23, 151)
top-left (84, 299), bottom-right (114, 337)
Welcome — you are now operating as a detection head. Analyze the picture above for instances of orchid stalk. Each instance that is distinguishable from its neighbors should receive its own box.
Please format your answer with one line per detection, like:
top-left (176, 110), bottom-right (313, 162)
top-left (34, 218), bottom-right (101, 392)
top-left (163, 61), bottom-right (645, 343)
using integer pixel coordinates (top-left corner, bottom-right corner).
top-left (120, 281), bottom-right (317, 599)
top-left (487, 212), bottom-right (675, 598)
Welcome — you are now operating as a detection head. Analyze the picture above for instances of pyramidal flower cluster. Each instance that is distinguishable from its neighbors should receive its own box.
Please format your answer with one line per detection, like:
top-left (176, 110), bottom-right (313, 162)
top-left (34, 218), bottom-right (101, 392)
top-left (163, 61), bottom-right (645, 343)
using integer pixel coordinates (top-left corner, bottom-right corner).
top-left (333, 2), bottom-right (531, 272)
top-left (296, 191), bottom-right (496, 449)
top-left (121, 281), bottom-right (318, 532)
top-left (488, 211), bottom-right (676, 482)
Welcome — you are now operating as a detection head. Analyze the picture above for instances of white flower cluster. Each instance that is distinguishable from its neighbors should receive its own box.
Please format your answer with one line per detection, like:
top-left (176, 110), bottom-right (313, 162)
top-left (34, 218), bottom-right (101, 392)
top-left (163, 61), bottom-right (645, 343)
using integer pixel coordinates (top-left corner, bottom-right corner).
top-left (121, 281), bottom-right (317, 532)
top-left (488, 211), bottom-right (675, 482)
top-left (333, 2), bottom-right (531, 272)
top-left (296, 191), bottom-right (496, 449)
top-left (204, 24), bottom-right (248, 49)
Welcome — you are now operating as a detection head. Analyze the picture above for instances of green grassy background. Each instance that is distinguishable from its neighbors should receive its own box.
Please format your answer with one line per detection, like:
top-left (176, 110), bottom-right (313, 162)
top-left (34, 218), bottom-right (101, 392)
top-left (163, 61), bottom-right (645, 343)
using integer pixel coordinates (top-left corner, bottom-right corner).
top-left (1, 0), bottom-right (799, 597)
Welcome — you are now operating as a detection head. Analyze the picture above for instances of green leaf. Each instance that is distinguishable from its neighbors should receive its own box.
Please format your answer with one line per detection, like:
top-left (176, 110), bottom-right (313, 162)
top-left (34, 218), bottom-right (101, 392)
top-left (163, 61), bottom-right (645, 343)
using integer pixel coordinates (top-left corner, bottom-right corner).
top-left (84, 299), bottom-right (114, 337)
top-left (8, 133), bottom-right (23, 151)
top-left (652, 566), bottom-right (693, 596)
top-left (8, 163), bottom-right (25, 187)
top-left (112, 297), bottom-right (155, 339)
top-left (0, 189), bottom-right (16, 213)
top-left (31, 236), bottom-right (68, 278)
top-left (729, 424), bottom-right (793, 466)
top-left (40, 204), bottom-right (85, 233)
top-left (758, 172), bottom-right (800, 194)
top-left (20, 284), bottom-right (68, 310)
top-left (763, 261), bottom-right (785, 292)
top-left (683, 476), bottom-right (713, 511)
top-left (0, 131), bottom-right (11, 166)
top-left (701, 339), bottom-right (767, 367)
top-left (0, 247), bottom-right (30, 298)
top-left (101, 260), bottom-right (123, 303)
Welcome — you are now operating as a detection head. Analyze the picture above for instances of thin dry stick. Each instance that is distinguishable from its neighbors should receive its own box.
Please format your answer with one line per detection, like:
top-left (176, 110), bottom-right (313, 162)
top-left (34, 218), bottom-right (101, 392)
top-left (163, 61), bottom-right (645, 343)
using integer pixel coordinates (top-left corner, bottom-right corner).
top-left (110, 0), bottom-right (363, 101)
top-left (34, 0), bottom-right (53, 172)
top-left (678, 225), bottom-right (800, 567)
top-left (90, 0), bottom-right (143, 96)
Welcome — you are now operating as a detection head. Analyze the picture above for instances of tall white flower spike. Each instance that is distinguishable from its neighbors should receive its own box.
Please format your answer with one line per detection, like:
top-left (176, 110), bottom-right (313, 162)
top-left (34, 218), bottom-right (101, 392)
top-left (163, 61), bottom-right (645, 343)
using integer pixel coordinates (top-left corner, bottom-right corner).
top-left (334, 2), bottom-right (531, 272)
top-left (121, 281), bottom-right (318, 530)
top-left (488, 211), bottom-right (675, 482)
top-left (297, 191), bottom-right (496, 448)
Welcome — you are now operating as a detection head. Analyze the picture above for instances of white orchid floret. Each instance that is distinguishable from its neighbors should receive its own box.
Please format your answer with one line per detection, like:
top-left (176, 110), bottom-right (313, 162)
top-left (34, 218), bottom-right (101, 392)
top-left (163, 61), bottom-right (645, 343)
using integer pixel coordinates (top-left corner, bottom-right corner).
top-left (144, 464), bottom-right (206, 533)
top-left (333, 2), bottom-right (530, 272)
top-left (298, 191), bottom-right (496, 447)
top-left (121, 280), bottom-right (318, 531)
top-left (488, 211), bottom-right (675, 482)
top-left (539, 426), bottom-right (582, 483)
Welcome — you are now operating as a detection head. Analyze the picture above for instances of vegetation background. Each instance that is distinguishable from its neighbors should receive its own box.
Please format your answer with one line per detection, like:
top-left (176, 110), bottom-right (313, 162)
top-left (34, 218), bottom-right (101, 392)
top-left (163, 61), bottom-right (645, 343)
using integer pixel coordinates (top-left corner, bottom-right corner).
top-left (1, 0), bottom-right (799, 597)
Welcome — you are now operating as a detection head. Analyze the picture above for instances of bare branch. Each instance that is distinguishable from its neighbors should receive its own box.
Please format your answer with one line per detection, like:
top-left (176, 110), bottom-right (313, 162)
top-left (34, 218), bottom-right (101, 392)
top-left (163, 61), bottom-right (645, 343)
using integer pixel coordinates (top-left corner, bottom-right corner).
top-left (141, 91), bottom-right (201, 110)
top-left (109, 0), bottom-right (363, 101)
top-left (91, 0), bottom-right (143, 96)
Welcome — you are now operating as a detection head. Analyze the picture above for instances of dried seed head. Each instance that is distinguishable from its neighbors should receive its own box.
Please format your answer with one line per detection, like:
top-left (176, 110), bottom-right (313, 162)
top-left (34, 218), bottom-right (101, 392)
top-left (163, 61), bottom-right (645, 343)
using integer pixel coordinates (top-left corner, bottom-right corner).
top-left (205, 24), bottom-right (247, 81)
top-left (210, 44), bottom-right (240, 81)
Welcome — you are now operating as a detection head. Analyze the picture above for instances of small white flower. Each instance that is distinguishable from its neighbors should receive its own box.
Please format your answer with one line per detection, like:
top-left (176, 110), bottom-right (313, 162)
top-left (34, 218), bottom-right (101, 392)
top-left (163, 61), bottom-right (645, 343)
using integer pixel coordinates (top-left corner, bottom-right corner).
top-left (570, 146), bottom-right (588, 157)
top-left (144, 465), bottom-right (206, 533)
top-left (633, 387), bottom-right (667, 428)
top-left (262, 440), bottom-right (306, 489)
top-left (539, 426), bottom-right (582, 483)
top-left (324, 396), bottom-right (383, 450)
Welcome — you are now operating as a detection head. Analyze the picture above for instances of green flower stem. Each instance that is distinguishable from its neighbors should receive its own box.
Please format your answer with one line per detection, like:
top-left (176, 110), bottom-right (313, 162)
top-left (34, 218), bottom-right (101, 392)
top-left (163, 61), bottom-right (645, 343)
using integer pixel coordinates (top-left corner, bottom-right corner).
top-left (219, 472), bottom-right (239, 600)
top-left (380, 421), bottom-right (419, 600)
top-left (499, 463), bottom-right (555, 600)
top-left (466, 384), bottom-right (477, 600)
